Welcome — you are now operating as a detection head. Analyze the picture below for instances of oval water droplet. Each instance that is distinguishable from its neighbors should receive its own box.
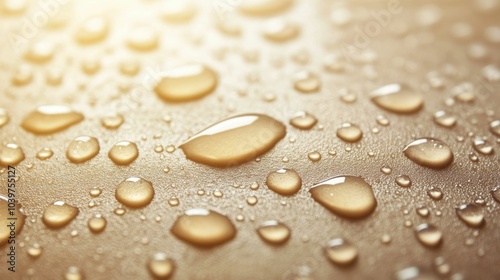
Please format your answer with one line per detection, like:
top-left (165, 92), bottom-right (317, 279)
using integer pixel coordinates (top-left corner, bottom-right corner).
top-left (415, 223), bottom-right (442, 247)
top-left (108, 141), bottom-right (139, 165)
top-left (472, 139), bottom-right (494, 155)
top-left (42, 201), bottom-right (79, 229)
top-left (293, 71), bottom-right (320, 93)
top-left (88, 214), bottom-right (107, 233)
top-left (395, 175), bottom-right (412, 188)
top-left (370, 83), bottom-right (424, 114)
top-left (180, 114), bottom-right (286, 167)
top-left (324, 238), bottom-right (358, 266)
top-left (456, 204), bottom-right (484, 228)
top-left (0, 195), bottom-right (26, 245)
top-left (36, 148), bottom-right (53, 160)
top-left (75, 17), bottom-right (109, 44)
top-left (239, 0), bottom-right (292, 16)
top-left (66, 136), bottom-right (100, 163)
top-left (0, 143), bottom-right (25, 167)
top-left (263, 18), bottom-right (299, 42)
top-left (403, 138), bottom-right (453, 169)
top-left (100, 113), bottom-right (124, 129)
top-left (289, 111), bottom-right (317, 130)
top-left (21, 105), bottom-right (84, 134)
top-left (336, 123), bottom-right (363, 143)
top-left (148, 252), bottom-right (176, 279)
top-left (115, 177), bottom-right (154, 208)
top-left (64, 266), bottom-right (83, 280)
top-left (427, 188), bottom-right (443, 201)
top-left (433, 111), bottom-right (457, 128)
top-left (256, 220), bottom-right (291, 244)
top-left (310, 176), bottom-right (377, 218)
top-left (126, 26), bottom-right (159, 51)
top-left (266, 168), bottom-right (302, 195)
top-left (170, 209), bottom-right (236, 246)
top-left (154, 64), bottom-right (218, 102)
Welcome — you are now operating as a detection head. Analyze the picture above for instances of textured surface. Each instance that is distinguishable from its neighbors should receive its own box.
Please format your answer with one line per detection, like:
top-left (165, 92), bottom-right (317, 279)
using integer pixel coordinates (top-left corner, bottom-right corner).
top-left (0, 0), bottom-right (499, 279)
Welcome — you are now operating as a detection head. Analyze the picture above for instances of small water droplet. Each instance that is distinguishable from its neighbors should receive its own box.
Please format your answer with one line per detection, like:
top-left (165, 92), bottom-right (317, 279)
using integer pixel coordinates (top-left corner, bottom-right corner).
top-left (27, 243), bottom-right (42, 258)
top-left (170, 209), bottom-right (236, 246)
top-left (396, 266), bottom-right (439, 280)
top-left (66, 136), bottom-right (100, 163)
top-left (482, 64), bottom-right (500, 82)
top-left (403, 138), bottom-right (453, 169)
top-left (336, 123), bottom-right (363, 143)
top-left (324, 238), bottom-right (358, 266)
top-left (416, 206), bottom-right (430, 217)
top-left (148, 252), bottom-right (175, 279)
top-left (256, 220), bottom-right (291, 244)
top-left (0, 108), bottom-right (9, 128)
top-left (167, 197), bottom-right (180, 207)
top-left (266, 168), bottom-right (302, 195)
top-left (290, 111), bottom-right (317, 130)
top-left (427, 188), bottom-right (443, 201)
top-left (213, 190), bottom-right (223, 198)
top-left (42, 201), bottom-right (79, 229)
top-left (25, 41), bottom-right (55, 63)
top-left (108, 141), bottom-right (139, 165)
top-left (161, 1), bottom-right (196, 23)
top-left (451, 82), bottom-right (475, 102)
top-left (115, 177), bottom-right (154, 208)
top-left (472, 139), bottom-right (494, 155)
top-left (75, 17), bottom-right (109, 44)
top-left (310, 176), bottom-right (377, 218)
top-left (489, 120), bottom-right (500, 137)
top-left (415, 223), bottom-right (442, 247)
top-left (456, 204), bottom-right (484, 228)
top-left (88, 214), bottom-right (107, 233)
top-left (0, 195), bottom-right (26, 245)
top-left (307, 151), bottom-right (321, 162)
top-left (239, 0), bottom-right (292, 16)
top-left (114, 208), bottom-right (126, 216)
top-left (395, 175), bottom-right (412, 188)
top-left (100, 113), bottom-right (124, 129)
top-left (370, 83), bottom-right (423, 114)
top-left (263, 18), bottom-right (299, 42)
top-left (375, 115), bottom-right (390, 126)
top-left (491, 186), bottom-right (500, 203)
top-left (0, 143), bottom-right (25, 167)
top-left (22, 105), bottom-right (84, 134)
top-left (381, 234), bottom-right (391, 244)
top-left (64, 266), bottom-right (83, 280)
top-left (380, 166), bottom-right (392, 175)
top-left (294, 71), bottom-right (320, 93)
top-left (250, 182), bottom-right (260, 190)
top-left (433, 111), bottom-right (457, 128)
top-left (36, 148), bottom-right (53, 160)
top-left (246, 196), bottom-right (258, 206)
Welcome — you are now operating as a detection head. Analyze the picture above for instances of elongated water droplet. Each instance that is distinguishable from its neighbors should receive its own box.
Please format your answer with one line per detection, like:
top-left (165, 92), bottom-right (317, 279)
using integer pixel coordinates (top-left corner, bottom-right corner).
top-left (416, 206), bottom-right (430, 217)
top-left (433, 111), bottom-right (457, 128)
top-left (36, 148), bottom-right (53, 160)
top-left (180, 114), bottom-right (286, 167)
top-left (100, 113), bottom-right (124, 129)
top-left (336, 123), bottom-right (363, 142)
top-left (415, 223), bottom-right (442, 247)
top-left (154, 64), bottom-right (217, 102)
top-left (263, 19), bottom-right (299, 42)
top-left (0, 195), bottom-right (26, 245)
top-left (370, 83), bottom-right (424, 114)
top-left (66, 136), bottom-right (100, 163)
top-left (289, 111), bottom-right (317, 130)
top-left (472, 139), bottom-right (494, 155)
top-left (395, 175), bottom-right (412, 188)
top-left (115, 177), bottom-right (154, 208)
top-left (108, 141), bottom-right (139, 165)
top-left (75, 17), bottom-right (109, 44)
top-left (126, 27), bottom-right (159, 51)
top-left (148, 252), bottom-right (175, 279)
top-left (256, 220), bottom-right (290, 244)
top-left (490, 120), bottom-right (500, 137)
top-left (403, 138), bottom-right (453, 169)
top-left (308, 151), bottom-right (321, 162)
top-left (293, 71), bottom-right (320, 93)
top-left (88, 214), bottom-right (107, 233)
top-left (239, 0), bottom-right (292, 16)
top-left (0, 143), bottom-right (25, 167)
top-left (42, 201), bottom-right (79, 229)
top-left (456, 204), bottom-right (484, 228)
top-left (310, 176), bottom-right (377, 218)
top-left (171, 209), bottom-right (236, 246)
top-left (21, 105), bottom-right (84, 134)
top-left (324, 239), bottom-right (358, 266)
top-left (266, 168), bottom-right (302, 195)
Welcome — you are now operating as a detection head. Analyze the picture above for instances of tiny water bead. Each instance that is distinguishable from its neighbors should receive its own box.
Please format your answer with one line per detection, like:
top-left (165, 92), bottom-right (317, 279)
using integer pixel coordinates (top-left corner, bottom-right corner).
top-left (0, 143), bottom-right (25, 167)
top-left (289, 111), bottom-right (317, 130)
top-left (119, 59), bottom-right (140, 76)
top-left (416, 206), bottom-right (430, 217)
top-left (66, 136), bottom-right (100, 163)
top-left (21, 105), bottom-right (84, 134)
top-left (36, 148), bottom-right (54, 160)
top-left (179, 114), bottom-right (286, 167)
top-left (126, 26), bottom-right (159, 51)
top-left (108, 141), bottom-right (139, 165)
top-left (266, 168), bottom-right (302, 195)
top-left (403, 138), bottom-right (453, 169)
top-left (395, 175), bottom-right (412, 188)
top-left (100, 113), bottom-right (124, 129)
top-left (293, 71), bottom-right (321, 93)
top-left (42, 201), bottom-right (79, 229)
top-left (148, 252), bottom-right (175, 279)
top-left (27, 243), bottom-right (42, 258)
top-left (75, 16), bottom-right (109, 44)
top-left (154, 64), bottom-right (218, 102)
top-left (336, 123), bottom-right (363, 143)
top-left (427, 188), bottom-right (443, 201)
top-left (115, 177), bottom-right (154, 208)
top-left (0, 108), bottom-right (9, 127)
top-left (324, 239), bottom-right (358, 266)
top-left (239, 0), bottom-right (293, 16)
top-left (256, 220), bottom-right (291, 244)
top-left (307, 151), bottom-right (321, 162)
top-left (309, 176), bottom-right (377, 219)
top-left (263, 19), bottom-right (299, 42)
top-left (433, 111), bottom-right (457, 128)
top-left (170, 209), bottom-right (236, 246)
top-left (472, 139), bottom-right (494, 155)
top-left (415, 223), bottom-right (442, 247)
top-left (64, 266), bottom-right (84, 280)
top-left (375, 115), bottom-right (390, 126)
top-left (455, 204), bottom-right (484, 228)
top-left (370, 83), bottom-right (424, 114)
top-left (491, 187), bottom-right (500, 203)
top-left (0, 195), bottom-right (26, 245)
top-left (24, 41), bottom-right (55, 63)
top-left (490, 120), bottom-right (500, 137)
top-left (88, 214), bottom-right (107, 233)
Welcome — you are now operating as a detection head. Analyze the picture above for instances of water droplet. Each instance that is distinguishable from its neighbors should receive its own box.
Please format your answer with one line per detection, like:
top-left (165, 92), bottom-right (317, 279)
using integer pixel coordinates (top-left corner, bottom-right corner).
top-left (330, 6), bottom-right (353, 27)
top-left (42, 201), bottom-right (79, 229)
top-left (161, 1), bottom-right (196, 23)
top-left (11, 64), bottom-right (33, 86)
top-left (370, 83), bottom-right (424, 114)
top-left (433, 257), bottom-right (451, 276)
top-left (396, 266), bottom-right (439, 280)
top-left (246, 196), bottom-right (258, 206)
top-left (307, 151), bottom-right (321, 162)
top-left (472, 139), bottom-right (494, 155)
top-left (433, 111), bottom-right (457, 128)
top-left (403, 138), bottom-right (453, 169)
top-left (489, 120), bottom-right (500, 137)
top-left (75, 17), bottom-right (109, 44)
top-left (25, 41), bottom-right (55, 63)
top-left (108, 141), bottom-right (139, 165)
top-left (263, 18), bottom-right (299, 42)
top-left (416, 206), bottom-right (430, 217)
top-left (415, 223), bottom-right (442, 247)
top-left (427, 188), bottom-right (443, 201)
top-left (380, 166), bottom-right (392, 175)
top-left (491, 186), bottom-right (500, 203)
top-left (239, 0), bottom-right (292, 16)
top-left (0, 143), bottom-right (25, 167)
top-left (167, 197), bottom-right (180, 207)
top-left (119, 58), bottom-right (140, 76)
top-left (154, 64), bottom-right (217, 102)
top-left (310, 176), bottom-right (377, 218)
top-left (395, 175), bottom-right (412, 188)
top-left (88, 214), bottom-right (107, 233)
top-left (290, 111), bottom-right (317, 130)
top-left (0, 195), bottom-right (26, 245)
top-left (456, 204), bottom-right (484, 228)
top-left (324, 239), bottom-right (358, 266)
top-left (451, 82), bottom-right (475, 102)
top-left (250, 182), bottom-right (260, 190)
top-left (100, 113), bottom-right (124, 129)
top-left (36, 148), bottom-right (53, 160)
top-left (27, 243), bottom-right (42, 258)
top-left (64, 266), bottom-right (83, 280)
top-left (148, 252), bottom-right (175, 279)
top-left (81, 57), bottom-right (100, 75)
top-left (266, 168), bottom-right (302, 195)
top-left (114, 208), bottom-right (126, 216)
top-left (170, 209), bottom-right (236, 246)
top-left (126, 26), bottom-right (159, 51)
top-left (89, 188), bottom-right (102, 198)
top-left (165, 145), bottom-right (176, 153)
top-left (293, 71), bottom-right (320, 93)
top-left (256, 220), bottom-right (291, 244)
top-left (381, 234), bottom-right (391, 244)
top-left (0, 108), bottom-right (9, 128)
top-left (375, 115), bottom-right (390, 126)
top-left (482, 64), bottom-right (500, 82)
top-left (22, 105), bottom-right (84, 134)
top-left (336, 123), bottom-right (363, 143)
top-left (66, 136), bottom-right (100, 163)
top-left (180, 114), bottom-right (286, 167)
top-left (468, 152), bottom-right (479, 162)
top-left (115, 177), bottom-right (154, 208)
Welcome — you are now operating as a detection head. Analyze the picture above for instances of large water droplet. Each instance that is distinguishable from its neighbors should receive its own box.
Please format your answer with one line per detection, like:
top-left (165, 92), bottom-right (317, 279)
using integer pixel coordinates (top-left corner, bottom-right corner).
top-left (148, 252), bottom-right (175, 279)
top-left (0, 195), bottom-right (26, 245)
top-left (154, 64), bottom-right (218, 102)
top-left (336, 123), bottom-right (363, 143)
top-left (370, 83), bottom-right (424, 114)
top-left (179, 114), bottom-right (286, 167)
top-left (0, 143), bottom-right (25, 167)
top-left (396, 267), bottom-right (439, 280)
top-left (108, 141), bottom-right (139, 165)
top-left (115, 177), bottom-right (154, 208)
top-left (427, 188), bottom-right (443, 201)
top-left (21, 105), bottom-right (84, 134)
top-left (403, 138), bottom-right (453, 169)
top-left (472, 139), bottom-right (494, 155)
top-left (161, 1), bottom-right (196, 23)
top-left (293, 71), bottom-right (320, 93)
top-left (36, 148), bottom-right (54, 160)
top-left (75, 17), bottom-right (109, 44)
top-left (42, 201), bottom-right (79, 229)
top-left (170, 209), bottom-right (236, 246)
top-left (456, 204), bottom-right (484, 228)
top-left (239, 0), bottom-right (292, 16)
top-left (66, 136), bottom-right (100, 163)
top-left (415, 223), bottom-right (442, 247)
top-left (266, 168), bottom-right (302, 195)
top-left (289, 111), bottom-right (317, 130)
top-left (256, 220), bottom-right (291, 244)
top-left (324, 238), bottom-right (358, 266)
top-left (27, 243), bottom-right (42, 258)
top-left (310, 176), bottom-right (377, 218)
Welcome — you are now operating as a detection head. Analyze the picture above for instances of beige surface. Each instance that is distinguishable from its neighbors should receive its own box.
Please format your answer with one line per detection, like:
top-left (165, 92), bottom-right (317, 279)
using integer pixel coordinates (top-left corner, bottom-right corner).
top-left (0, 0), bottom-right (499, 279)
